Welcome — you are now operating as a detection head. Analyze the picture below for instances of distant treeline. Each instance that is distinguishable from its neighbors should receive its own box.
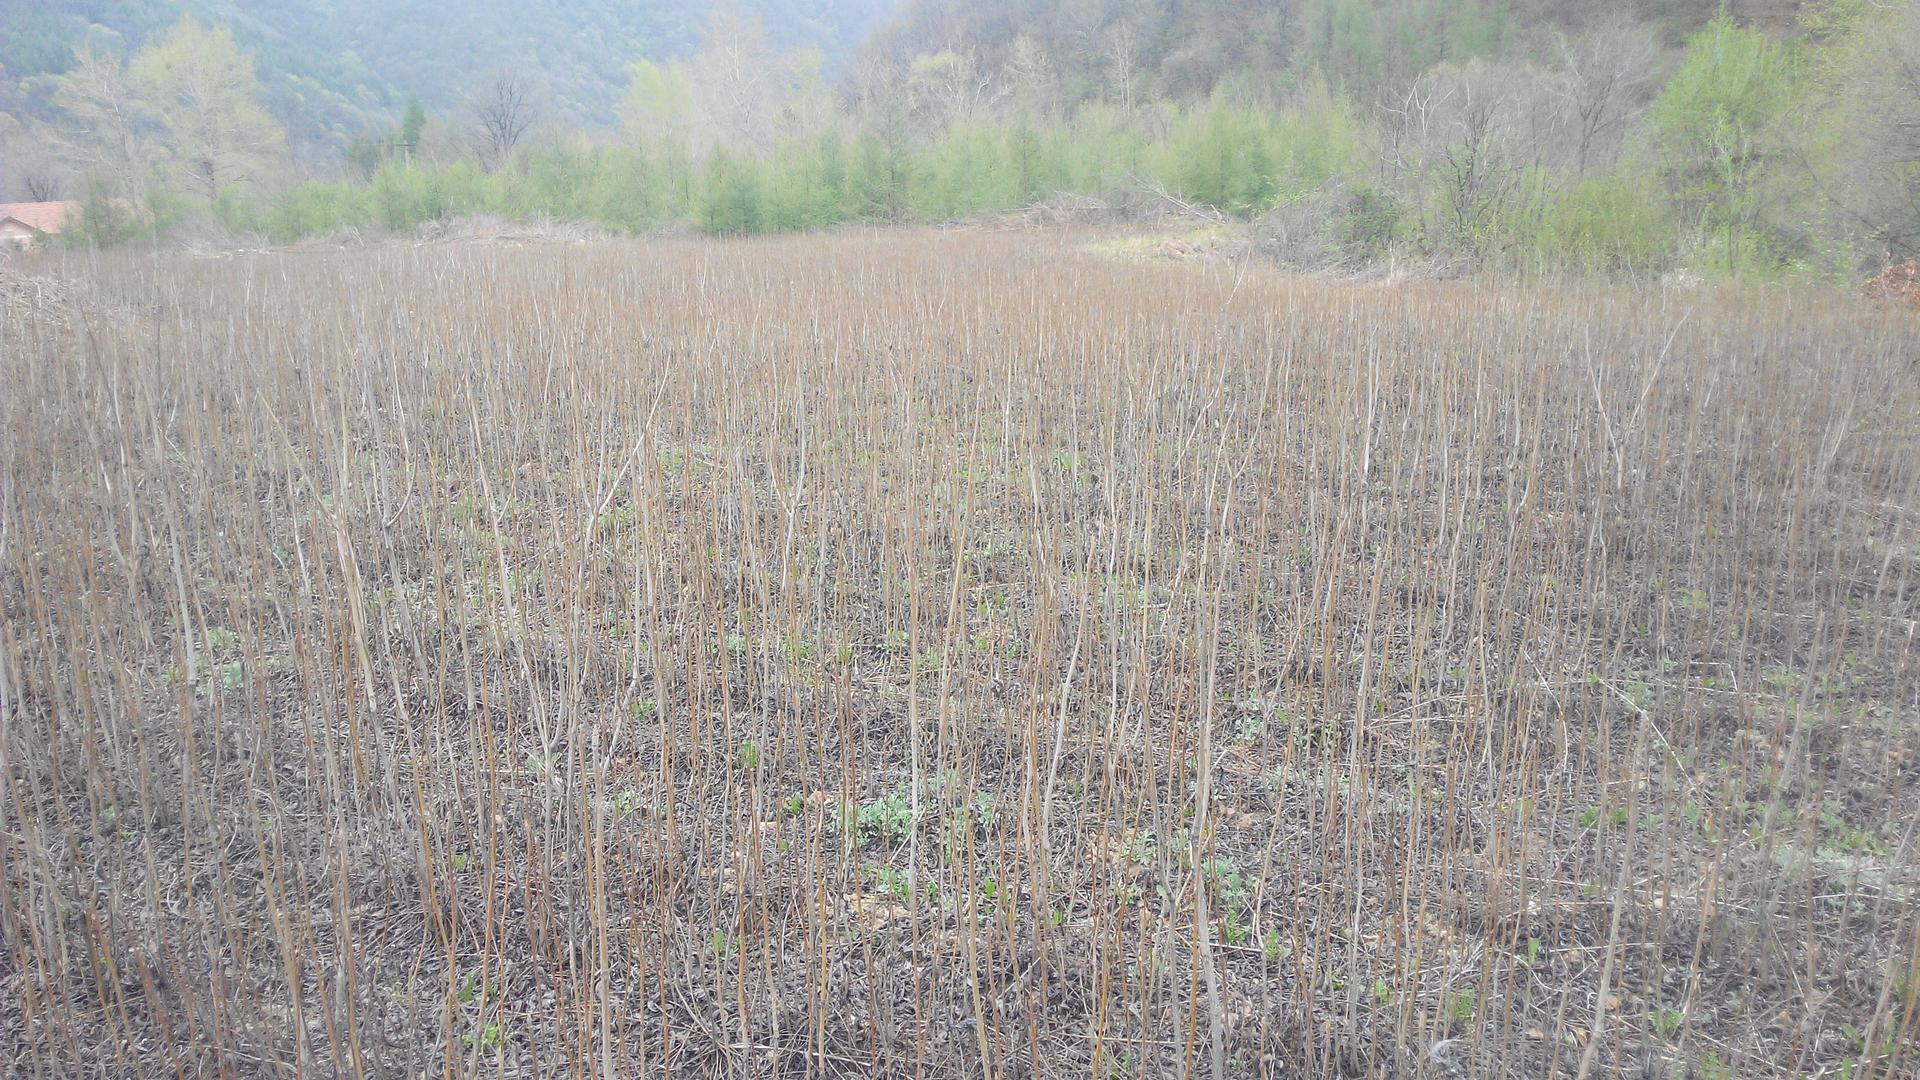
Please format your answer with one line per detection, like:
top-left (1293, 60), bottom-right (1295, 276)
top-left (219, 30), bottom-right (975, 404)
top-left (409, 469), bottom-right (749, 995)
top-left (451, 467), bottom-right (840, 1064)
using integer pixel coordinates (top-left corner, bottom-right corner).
top-left (36, 2), bottom-right (1920, 281)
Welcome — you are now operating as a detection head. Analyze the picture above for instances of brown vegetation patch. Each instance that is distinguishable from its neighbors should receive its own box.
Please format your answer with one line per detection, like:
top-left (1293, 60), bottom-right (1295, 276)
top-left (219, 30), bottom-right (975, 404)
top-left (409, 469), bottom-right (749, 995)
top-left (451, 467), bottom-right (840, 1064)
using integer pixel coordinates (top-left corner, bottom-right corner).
top-left (1860, 260), bottom-right (1920, 310)
top-left (2, 232), bottom-right (1917, 1079)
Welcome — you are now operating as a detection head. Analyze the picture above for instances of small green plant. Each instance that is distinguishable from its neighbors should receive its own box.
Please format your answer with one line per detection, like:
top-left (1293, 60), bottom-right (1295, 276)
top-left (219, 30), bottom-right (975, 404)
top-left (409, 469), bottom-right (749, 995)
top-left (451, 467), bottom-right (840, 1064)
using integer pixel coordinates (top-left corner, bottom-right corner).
top-left (787, 635), bottom-right (817, 663)
top-left (1652, 1006), bottom-right (1684, 1038)
top-left (857, 784), bottom-right (915, 846)
top-left (205, 626), bottom-right (238, 653)
top-left (451, 852), bottom-right (470, 872)
top-left (1622, 679), bottom-right (1651, 710)
top-left (1580, 803), bottom-right (1630, 829)
top-left (1818, 799), bottom-right (1892, 857)
top-left (736, 738), bottom-right (760, 772)
top-left (870, 865), bottom-right (909, 902)
top-left (1127, 832), bottom-right (1157, 867)
top-left (829, 783), bottom-right (917, 848)
top-left (463, 1023), bottom-right (504, 1053)
top-left (1369, 978), bottom-right (1393, 1006)
top-left (1263, 928), bottom-right (1290, 963)
top-left (456, 971), bottom-right (490, 1005)
top-left (596, 500), bottom-right (636, 533)
top-left (1202, 857), bottom-right (1249, 914)
top-left (1233, 712), bottom-right (1264, 746)
top-left (1444, 988), bottom-right (1477, 1024)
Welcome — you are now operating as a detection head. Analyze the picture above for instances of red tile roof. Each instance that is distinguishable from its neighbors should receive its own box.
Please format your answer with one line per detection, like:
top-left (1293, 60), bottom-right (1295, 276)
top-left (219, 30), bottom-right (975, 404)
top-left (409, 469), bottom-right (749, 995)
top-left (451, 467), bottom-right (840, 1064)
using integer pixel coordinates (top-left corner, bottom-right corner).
top-left (0, 201), bottom-right (79, 234)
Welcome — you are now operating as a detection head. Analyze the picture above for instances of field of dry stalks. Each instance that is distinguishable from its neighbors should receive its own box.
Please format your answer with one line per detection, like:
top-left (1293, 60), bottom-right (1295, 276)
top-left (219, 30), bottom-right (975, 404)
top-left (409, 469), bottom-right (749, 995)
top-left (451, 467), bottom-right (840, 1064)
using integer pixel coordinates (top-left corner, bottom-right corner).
top-left (3, 231), bottom-right (1918, 1080)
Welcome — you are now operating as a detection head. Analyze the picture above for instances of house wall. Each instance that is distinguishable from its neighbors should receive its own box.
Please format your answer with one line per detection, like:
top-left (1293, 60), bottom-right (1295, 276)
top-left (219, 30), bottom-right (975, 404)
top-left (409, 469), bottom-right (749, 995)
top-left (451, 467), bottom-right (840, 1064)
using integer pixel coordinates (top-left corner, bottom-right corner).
top-left (0, 221), bottom-right (39, 248)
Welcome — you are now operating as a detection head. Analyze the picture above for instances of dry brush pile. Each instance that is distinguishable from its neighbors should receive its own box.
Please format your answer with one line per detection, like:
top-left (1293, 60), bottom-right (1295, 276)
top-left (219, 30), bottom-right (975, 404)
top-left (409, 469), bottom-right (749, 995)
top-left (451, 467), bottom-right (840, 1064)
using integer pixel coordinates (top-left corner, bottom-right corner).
top-left (3, 232), bottom-right (1918, 1079)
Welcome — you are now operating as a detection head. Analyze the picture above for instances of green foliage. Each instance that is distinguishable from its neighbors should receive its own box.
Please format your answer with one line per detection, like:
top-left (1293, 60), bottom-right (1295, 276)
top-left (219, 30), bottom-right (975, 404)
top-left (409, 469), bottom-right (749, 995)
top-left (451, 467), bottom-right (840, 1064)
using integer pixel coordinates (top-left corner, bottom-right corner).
top-left (1267, 85), bottom-right (1365, 197)
top-left (619, 60), bottom-right (695, 147)
top-left (1647, 17), bottom-right (1805, 274)
top-left (1201, 856), bottom-right (1250, 914)
top-left (828, 783), bottom-right (918, 848)
top-left (1162, 100), bottom-right (1279, 217)
top-left (1529, 173), bottom-right (1672, 276)
top-left (698, 150), bottom-right (766, 235)
top-left (857, 785), bottom-right (915, 846)
top-left (1303, 0), bottom-right (1514, 91)
top-left (869, 864), bottom-right (909, 902)
top-left (1340, 181), bottom-right (1409, 259)
top-left (130, 17), bottom-right (285, 203)
top-left (67, 176), bottom-right (141, 248)
top-left (22, 0), bottom-right (1877, 285)
top-left (264, 181), bottom-right (374, 241)
top-left (369, 160), bottom-right (490, 231)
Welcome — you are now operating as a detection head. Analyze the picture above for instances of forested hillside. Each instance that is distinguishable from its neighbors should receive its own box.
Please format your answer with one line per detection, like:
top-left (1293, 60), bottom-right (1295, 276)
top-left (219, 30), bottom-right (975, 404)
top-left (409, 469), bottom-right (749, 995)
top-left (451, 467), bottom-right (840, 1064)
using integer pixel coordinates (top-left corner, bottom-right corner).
top-left (4, 0), bottom-right (1916, 284)
top-left (0, 0), bottom-right (891, 143)
top-left (868, 0), bottom-right (1807, 102)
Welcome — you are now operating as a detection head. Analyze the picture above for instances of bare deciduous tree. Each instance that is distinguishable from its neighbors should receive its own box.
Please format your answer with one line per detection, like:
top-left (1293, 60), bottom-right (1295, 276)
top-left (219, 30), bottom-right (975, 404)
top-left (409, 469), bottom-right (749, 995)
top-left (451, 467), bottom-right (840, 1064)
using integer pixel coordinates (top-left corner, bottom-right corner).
top-left (683, 11), bottom-right (782, 153)
top-left (1005, 34), bottom-right (1058, 118)
top-left (1558, 19), bottom-right (1658, 174)
top-left (50, 48), bottom-right (152, 207)
top-left (1105, 21), bottom-right (1140, 120)
top-left (1381, 60), bottom-right (1559, 246)
top-left (1820, 4), bottom-right (1920, 264)
top-left (472, 71), bottom-right (538, 169)
top-left (905, 49), bottom-right (1002, 130)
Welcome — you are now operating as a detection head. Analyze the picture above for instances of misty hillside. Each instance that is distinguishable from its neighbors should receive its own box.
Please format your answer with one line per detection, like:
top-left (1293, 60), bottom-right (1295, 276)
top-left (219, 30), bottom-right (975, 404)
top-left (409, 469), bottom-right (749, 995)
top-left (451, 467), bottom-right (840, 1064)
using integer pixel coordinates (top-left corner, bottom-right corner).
top-left (0, 0), bottom-right (895, 144)
top-left (868, 0), bottom-right (1809, 105)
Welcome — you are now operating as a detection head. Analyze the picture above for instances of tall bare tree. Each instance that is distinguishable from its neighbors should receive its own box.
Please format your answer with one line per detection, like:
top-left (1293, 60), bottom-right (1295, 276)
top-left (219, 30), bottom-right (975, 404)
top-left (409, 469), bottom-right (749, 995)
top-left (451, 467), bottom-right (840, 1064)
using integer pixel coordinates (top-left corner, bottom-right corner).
top-left (682, 11), bottom-right (783, 153)
top-left (50, 47), bottom-right (152, 207)
top-left (1382, 60), bottom-right (1557, 246)
top-left (1557, 18), bottom-right (1658, 174)
top-left (1004, 34), bottom-right (1058, 119)
top-left (1816, 3), bottom-right (1920, 264)
top-left (471, 71), bottom-right (539, 169)
top-left (905, 49), bottom-right (1001, 129)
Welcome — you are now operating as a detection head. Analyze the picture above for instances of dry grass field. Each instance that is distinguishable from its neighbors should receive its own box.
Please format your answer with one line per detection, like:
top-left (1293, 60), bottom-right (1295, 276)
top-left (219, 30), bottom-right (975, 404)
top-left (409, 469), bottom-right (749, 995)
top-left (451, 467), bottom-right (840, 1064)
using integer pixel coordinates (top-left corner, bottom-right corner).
top-left (3, 230), bottom-right (1918, 1079)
